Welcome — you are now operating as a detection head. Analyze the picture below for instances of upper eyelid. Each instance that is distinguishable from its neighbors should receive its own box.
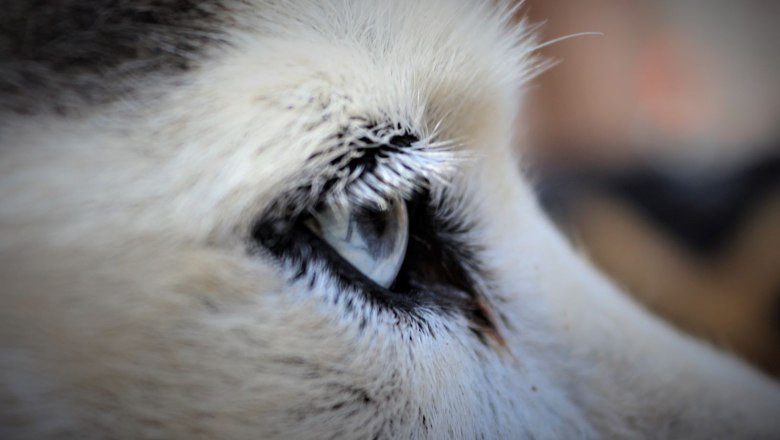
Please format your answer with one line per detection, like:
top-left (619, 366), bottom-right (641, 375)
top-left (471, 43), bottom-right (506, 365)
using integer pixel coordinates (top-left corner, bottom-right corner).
top-left (257, 122), bottom-right (465, 227)
top-left (304, 130), bottom-right (460, 207)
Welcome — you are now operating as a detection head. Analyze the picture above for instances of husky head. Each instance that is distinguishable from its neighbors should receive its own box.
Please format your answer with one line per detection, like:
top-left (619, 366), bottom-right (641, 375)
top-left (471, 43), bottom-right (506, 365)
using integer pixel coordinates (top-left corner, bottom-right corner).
top-left (1, 1), bottom-right (778, 438)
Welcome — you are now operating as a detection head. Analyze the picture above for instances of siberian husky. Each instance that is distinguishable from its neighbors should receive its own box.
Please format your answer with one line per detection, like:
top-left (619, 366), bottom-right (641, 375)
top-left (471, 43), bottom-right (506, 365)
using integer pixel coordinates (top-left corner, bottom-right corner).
top-left (1, 1), bottom-right (778, 438)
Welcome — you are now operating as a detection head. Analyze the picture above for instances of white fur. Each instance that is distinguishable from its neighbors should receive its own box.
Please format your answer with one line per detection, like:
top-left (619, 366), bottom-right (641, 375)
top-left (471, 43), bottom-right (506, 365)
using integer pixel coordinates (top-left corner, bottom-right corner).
top-left (1, 1), bottom-right (778, 438)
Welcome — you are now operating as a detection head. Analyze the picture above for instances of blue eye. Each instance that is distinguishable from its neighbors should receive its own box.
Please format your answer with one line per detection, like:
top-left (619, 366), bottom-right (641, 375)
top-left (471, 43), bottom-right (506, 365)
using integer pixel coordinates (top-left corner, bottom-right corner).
top-left (304, 197), bottom-right (408, 289)
top-left (252, 179), bottom-right (486, 319)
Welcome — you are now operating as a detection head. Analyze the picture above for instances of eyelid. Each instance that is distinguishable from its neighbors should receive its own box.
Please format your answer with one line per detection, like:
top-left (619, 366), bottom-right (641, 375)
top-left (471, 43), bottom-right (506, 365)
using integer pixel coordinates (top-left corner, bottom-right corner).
top-left (253, 124), bottom-right (463, 259)
top-left (278, 125), bottom-right (460, 214)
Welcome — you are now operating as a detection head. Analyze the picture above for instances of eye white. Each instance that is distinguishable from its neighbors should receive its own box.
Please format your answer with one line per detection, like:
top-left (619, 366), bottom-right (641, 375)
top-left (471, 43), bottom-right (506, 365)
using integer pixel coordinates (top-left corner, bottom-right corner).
top-left (305, 197), bottom-right (408, 288)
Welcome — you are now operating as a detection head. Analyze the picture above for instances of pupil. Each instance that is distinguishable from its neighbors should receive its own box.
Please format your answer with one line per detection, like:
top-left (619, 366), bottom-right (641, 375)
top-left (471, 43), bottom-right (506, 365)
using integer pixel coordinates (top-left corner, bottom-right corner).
top-left (355, 207), bottom-right (389, 237)
top-left (354, 206), bottom-right (397, 260)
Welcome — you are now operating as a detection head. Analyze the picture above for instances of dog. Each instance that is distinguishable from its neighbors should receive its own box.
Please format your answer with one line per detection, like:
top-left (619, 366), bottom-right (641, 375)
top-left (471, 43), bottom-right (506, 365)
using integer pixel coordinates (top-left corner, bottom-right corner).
top-left (1, 1), bottom-right (778, 438)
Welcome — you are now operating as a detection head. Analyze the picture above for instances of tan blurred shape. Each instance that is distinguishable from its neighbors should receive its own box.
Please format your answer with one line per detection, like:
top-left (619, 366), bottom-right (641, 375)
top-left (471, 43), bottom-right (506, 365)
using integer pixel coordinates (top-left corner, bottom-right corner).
top-left (568, 193), bottom-right (780, 375)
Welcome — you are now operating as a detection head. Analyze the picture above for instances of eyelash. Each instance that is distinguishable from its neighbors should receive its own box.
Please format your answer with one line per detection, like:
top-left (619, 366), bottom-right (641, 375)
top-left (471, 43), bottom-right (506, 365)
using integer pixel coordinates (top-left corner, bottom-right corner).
top-left (250, 187), bottom-right (483, 316)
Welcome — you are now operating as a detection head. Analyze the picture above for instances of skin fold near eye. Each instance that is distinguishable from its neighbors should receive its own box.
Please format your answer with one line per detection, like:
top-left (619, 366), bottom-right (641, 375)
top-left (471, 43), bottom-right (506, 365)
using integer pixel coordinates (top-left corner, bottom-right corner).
top-left (304, 197), bottom-right (409, 289)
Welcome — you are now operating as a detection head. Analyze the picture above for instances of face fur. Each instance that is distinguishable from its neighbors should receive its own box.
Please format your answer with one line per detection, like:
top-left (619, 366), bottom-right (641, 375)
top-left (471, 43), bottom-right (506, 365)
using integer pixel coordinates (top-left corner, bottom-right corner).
top-left (1, 1), bottom-right (779, 439)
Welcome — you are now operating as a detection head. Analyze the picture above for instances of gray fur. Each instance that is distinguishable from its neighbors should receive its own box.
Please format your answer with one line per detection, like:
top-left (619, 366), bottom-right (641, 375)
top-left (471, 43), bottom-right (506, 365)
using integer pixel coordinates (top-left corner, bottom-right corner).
top-left (0, 0), bottom-right (230, 115)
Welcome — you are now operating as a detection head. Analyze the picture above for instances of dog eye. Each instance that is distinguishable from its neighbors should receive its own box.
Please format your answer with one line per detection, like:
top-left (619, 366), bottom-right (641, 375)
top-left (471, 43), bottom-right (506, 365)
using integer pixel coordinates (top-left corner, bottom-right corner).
top-left (303, 197), bottom-right (408, 288)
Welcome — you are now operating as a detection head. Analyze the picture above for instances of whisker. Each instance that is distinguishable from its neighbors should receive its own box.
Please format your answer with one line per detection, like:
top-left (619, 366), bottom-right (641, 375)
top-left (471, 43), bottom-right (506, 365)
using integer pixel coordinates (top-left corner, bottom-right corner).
top-left (533, 31), bottom-right (603, 51)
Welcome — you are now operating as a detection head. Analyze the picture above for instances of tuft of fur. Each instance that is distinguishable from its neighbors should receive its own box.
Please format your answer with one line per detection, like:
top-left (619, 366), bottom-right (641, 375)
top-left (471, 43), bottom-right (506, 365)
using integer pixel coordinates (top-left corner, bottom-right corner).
top-left (1, 1), bottom-right (779, 439)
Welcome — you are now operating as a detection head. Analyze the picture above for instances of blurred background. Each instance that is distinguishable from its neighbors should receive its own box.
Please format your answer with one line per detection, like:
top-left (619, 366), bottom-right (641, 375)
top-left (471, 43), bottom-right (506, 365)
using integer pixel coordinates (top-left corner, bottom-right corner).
top-left (521, 0), bottom-right (780, 375)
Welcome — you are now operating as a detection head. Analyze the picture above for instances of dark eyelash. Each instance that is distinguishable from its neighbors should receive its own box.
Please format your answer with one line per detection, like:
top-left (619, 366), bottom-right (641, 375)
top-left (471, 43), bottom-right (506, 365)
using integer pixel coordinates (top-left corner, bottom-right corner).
top-left (248, 120), bottom-right (501, 338)
top-left (253, 144), bottom-right (419, 225)
top-left (250, 186), bottom-right (484, 315)
top-left (251, 177), bottom-right (507, 346)
top-left (262, 123), bottom-right (459, 221)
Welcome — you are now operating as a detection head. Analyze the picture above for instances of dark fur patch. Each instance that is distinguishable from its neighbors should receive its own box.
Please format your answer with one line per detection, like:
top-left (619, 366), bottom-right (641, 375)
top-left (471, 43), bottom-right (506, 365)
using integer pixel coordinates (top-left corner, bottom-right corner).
top-left (0, 0), bottom-right (230, 115)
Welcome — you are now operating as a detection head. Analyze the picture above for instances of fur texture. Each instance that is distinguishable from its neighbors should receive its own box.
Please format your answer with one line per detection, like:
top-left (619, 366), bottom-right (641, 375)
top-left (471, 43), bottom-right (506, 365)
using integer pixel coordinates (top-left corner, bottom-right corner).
top-left (1, 1), bottom-right (779, 438)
